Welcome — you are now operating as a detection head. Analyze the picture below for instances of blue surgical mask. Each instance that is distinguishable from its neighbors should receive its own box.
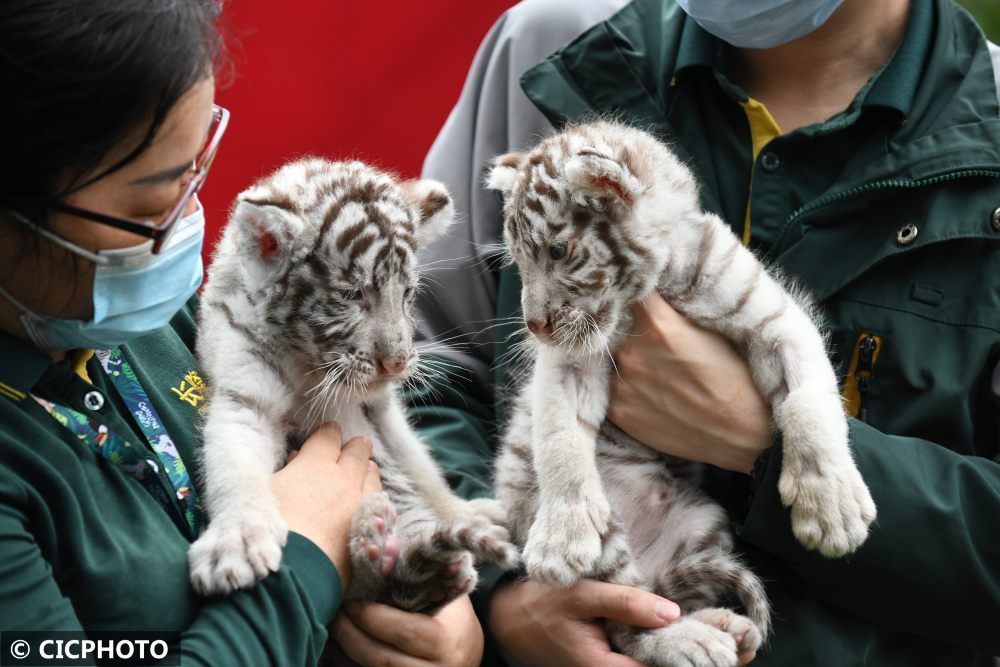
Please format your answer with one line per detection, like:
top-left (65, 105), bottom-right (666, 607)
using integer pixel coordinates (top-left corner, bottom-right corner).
top-left (0, 204), bottom-right (205, 351)
top-left (676, 0), bottom-right (845, 49)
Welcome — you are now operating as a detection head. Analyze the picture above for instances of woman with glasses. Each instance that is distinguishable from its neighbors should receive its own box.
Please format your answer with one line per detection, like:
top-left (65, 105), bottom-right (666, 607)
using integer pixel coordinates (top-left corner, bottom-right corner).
top-left (0, 2), bottom-right (380, 664)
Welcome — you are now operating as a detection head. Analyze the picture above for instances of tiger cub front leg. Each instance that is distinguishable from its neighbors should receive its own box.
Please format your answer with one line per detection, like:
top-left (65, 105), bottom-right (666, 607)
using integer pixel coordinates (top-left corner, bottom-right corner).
top-left (672, 214), bottom-right (876, 557)
top-left (189, 391), bottom-right (289, 595)
top-left (523, 349), bottom-right (615, 587)
top-left (358, 394), bottom-right (518, 607)
top-left (365, 394), bottom-right (517, 558)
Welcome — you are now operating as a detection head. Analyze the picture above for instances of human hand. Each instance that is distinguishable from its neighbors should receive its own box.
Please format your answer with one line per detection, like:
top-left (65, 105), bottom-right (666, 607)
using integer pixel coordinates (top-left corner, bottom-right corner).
top-left (608, 293), bottom-right (774, 474)
top-left (331, 595), bottom-right (483, 667)
top-left (272, 422), bottom-right (381, 585)
top-left (488, 578), bottom-right (680, 667)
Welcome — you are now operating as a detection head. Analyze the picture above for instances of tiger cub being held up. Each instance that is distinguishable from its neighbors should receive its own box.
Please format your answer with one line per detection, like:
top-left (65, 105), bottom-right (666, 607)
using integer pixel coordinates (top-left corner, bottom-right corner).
top-left (488, 121), bottom-right (876, 666)
top-left (189, 159), bottom-right (517, 611)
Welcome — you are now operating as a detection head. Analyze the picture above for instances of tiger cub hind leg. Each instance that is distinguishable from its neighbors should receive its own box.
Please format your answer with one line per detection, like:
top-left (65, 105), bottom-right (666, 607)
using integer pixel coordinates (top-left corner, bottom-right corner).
top-left (602, 560), bottom-right (761, 667)
top-left (605, 559), bottom-right (764, 667)
top-left (600, 448), bottom-right (769, 667)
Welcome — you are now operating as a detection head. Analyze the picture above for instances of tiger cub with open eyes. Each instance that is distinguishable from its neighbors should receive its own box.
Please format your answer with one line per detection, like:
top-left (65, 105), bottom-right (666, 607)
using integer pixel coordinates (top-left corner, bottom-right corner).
top-left (188, 158), bottom-right (517, 611)
top-left (488, 121), bottom-right (876, 666)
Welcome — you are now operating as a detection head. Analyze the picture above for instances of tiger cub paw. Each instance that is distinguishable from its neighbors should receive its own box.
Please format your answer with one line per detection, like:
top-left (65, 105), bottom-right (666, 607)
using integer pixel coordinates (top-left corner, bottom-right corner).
top-left (387, 536), bottom-right (479, 612)
top-left (648, 617), bottom-right (739, 667)
top-left (461, 497), bottom-right (509, 525)
top-left (689, 608), bottom-right (763, 658)
top-left (523, 493), bottom-right (611, 587)
top-left (775, 390), bottom-right (877, 558)
top-left (444, 513), bottom-right (520, 571)
top-left (347, 492), bottom-right (402, 599)
top-left (382, 512), bottom-right (519, 611)
top-left (188, 505), bottom-right (288, 596)
top-left (780, 455), bottom-right (877, 558)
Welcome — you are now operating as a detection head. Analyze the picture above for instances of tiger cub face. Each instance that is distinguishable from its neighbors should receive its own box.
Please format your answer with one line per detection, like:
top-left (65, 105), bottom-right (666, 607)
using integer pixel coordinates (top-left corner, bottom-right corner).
top-left (228, 158), bottom-right (453, 396)
top-left (487, 120), bottom-right (700, 356)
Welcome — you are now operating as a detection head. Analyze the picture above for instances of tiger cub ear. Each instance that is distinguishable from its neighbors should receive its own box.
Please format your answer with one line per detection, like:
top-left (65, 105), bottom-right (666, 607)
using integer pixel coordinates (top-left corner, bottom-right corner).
top-left (399, 178), bottom-right (455, 246)
top-left (232, 191), bottom-right (305, 262)
top-left (564, 149), bottom-right (644, 206)
top-left (485, 152), bottom-right (526, 195)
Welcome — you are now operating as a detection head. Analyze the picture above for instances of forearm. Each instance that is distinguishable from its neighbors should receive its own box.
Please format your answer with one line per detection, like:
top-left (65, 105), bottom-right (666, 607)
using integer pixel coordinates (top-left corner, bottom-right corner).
top-left (179, 533), bottom-right (341, 666)
top-left (0, 524), bottom-right (341, 667)
top-left (735, 419), bottom-right (1000, 653)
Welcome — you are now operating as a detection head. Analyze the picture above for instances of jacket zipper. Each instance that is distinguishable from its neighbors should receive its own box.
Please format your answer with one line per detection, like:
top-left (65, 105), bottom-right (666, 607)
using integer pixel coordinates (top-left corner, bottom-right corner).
top-left (855, 335), bottom-right (877, 423)
top-left (773, 169), bottom-right (1000, 256)
top-left (843, 333), bottom-right (883, 423)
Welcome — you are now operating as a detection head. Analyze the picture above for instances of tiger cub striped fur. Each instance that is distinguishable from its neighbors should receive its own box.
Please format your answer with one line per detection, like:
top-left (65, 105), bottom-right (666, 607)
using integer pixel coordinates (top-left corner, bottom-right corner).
top-left (488, 121), bottom-right (876, 666)
top-left (189, 158), bottom-right (517, 611)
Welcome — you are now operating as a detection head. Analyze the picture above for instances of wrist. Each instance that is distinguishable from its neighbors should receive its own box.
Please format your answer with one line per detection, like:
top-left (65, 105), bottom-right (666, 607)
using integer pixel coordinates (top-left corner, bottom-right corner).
top-left (486, 578), bottom-right (522, 642)
top-left (722, 420), bottom-right (774, 474)
top-left (735, 442), bottom-right (770, 476)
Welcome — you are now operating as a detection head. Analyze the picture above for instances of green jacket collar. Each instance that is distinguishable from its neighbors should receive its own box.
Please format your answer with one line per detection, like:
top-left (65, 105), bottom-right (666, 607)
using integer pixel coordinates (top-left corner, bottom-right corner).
top-left (865, 0), bottom-right (932, 118)
top-left (673, 13), bottom-right (713, 74)
top-left (672, 0), bottom-right (931, 120)
top-left (0, 331), bottom-right (52, 400)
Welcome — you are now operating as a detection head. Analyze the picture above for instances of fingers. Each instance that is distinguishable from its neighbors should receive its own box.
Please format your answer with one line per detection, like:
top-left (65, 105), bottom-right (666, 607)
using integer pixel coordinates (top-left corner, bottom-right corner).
top-left (628, 294), bottom-right (654, 334)
top-left (343, 600), bottom-right (440, 660)
top-left (300, 421), bottom-right (344, 457)
top-left (338, 435), bottom-right (374, 482)
top-left (601, 651), bottom-right (655, 667)
top-left (740, 650), bottom-right (758, 665)
top-left (635, 292), bottom-right (686, 339)
top-left (332, 609), bottom-right (430, 667)
top-left (362, 459), bottom-right (383, 495)
top-left (638, 291), bottom-right (678, 319)
top-left (568, 580), bottom-right (679, 628)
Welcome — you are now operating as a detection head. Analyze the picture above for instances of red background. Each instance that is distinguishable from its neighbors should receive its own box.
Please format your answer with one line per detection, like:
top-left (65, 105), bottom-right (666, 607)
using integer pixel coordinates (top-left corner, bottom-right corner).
top-left (200, 1), bottom-right (518, 264)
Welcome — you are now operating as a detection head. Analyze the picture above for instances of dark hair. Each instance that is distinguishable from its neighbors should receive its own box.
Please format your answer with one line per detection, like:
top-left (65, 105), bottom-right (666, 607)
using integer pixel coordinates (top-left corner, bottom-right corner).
top-left (0, 0), bottom-right (225, 226)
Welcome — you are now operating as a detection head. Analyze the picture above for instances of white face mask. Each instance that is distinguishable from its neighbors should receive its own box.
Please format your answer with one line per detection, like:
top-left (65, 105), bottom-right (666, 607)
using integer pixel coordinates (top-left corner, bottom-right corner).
top-left (0, 204), bottom-right (206, 351)
top-left (676, 0), bottom-right (845, 49)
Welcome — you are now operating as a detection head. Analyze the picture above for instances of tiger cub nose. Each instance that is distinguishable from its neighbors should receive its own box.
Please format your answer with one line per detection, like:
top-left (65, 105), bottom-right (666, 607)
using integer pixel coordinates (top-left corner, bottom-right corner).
top-left (378, 356), bottom-right (408, 377)
top-left (526, 318), bottom-right (553, 339)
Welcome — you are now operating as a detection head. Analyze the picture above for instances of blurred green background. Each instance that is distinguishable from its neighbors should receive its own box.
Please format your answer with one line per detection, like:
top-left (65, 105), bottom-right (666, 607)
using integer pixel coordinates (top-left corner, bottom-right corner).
top-left (959, 0), bottom-right (999, 41)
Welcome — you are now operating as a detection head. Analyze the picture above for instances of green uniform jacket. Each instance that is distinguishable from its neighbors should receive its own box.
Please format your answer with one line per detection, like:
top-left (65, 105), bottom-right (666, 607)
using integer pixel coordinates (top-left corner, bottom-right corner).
top-left (0, 300), bottom-right (340, 666)
top-left (411, 0), bottom-right (1000, 664)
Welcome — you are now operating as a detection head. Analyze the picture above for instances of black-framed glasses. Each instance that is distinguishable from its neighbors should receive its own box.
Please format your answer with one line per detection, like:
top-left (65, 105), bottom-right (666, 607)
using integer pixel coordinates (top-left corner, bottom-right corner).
top-left (52, 104), bottom-right (230, 254)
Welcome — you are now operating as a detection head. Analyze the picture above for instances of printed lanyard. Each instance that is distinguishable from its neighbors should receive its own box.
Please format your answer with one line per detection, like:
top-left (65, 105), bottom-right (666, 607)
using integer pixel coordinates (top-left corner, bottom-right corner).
top-left (33, 348), bottom-right (202, 538)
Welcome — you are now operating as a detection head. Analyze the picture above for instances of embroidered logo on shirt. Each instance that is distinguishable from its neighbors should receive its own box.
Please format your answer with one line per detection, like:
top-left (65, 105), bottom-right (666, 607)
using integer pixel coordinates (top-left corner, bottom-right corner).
top-left (171, 371), bottom-right (207, 414)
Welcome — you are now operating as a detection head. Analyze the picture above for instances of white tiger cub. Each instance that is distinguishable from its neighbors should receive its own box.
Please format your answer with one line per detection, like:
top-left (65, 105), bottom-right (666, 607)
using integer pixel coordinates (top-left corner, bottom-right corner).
top-left (488, 121), bottom-right (876, 666)
top-left (189, 158), bottom-right (517, 611)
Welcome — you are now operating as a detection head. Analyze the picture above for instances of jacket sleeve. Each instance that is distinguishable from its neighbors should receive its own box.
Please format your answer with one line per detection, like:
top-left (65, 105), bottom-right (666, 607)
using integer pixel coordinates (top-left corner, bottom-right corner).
top-left (735, 411), bottom-right (1000, 655)
top-left (0, 485), bottom-right (341, 667)
top-left (178, 534), bottom-right (340, 666)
